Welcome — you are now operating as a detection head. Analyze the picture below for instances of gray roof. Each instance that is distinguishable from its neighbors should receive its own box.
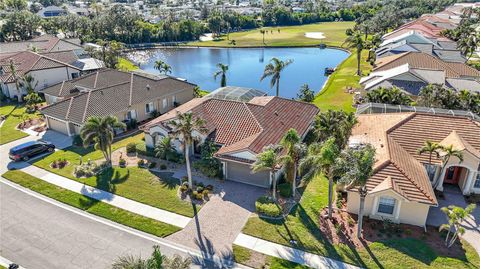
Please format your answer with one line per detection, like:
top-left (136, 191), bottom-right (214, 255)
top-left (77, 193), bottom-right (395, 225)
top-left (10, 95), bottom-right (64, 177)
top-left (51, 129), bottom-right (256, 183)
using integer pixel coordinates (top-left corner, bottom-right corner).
top-left (41, 69), bottom-right (196, 125)
top-left (446, 78), bottom-right (480, 93)
top-left (385, 79), bottom-right (428, 95)
top-left (433, 49), bottom-right (466, 63)
top-left (0, 35), bottom-right (83, 53)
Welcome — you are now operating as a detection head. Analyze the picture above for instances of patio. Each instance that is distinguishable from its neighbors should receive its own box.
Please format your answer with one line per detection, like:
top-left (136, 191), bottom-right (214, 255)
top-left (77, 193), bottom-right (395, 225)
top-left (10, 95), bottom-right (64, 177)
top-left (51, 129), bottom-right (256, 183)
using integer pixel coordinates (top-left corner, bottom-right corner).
top-left (426, 184), bottom-right (480, 254)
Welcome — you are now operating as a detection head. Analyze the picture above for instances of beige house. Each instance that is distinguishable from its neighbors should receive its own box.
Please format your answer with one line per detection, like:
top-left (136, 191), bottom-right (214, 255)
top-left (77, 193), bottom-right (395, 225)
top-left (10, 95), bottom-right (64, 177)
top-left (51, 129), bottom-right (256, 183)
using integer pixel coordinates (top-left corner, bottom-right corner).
top-left (41, 69), bottom-right (196, 136)
top-left (141, 87), bottom-right (319, 188)
top-left (347, 112), bottom-right (480, 227)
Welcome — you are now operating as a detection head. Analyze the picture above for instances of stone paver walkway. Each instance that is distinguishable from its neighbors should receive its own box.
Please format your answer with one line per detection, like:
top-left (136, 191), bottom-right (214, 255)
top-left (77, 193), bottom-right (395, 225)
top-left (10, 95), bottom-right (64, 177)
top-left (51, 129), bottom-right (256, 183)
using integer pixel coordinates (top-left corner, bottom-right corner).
top-left (19, 165), bottom-right (191, 228)
top-left (234, 233), bottom-right (361, 269)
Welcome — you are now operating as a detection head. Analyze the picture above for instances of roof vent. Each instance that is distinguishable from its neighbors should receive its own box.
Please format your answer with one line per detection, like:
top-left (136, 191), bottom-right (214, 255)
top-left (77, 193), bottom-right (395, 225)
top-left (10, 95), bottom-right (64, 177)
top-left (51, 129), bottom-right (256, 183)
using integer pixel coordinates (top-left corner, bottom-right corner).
top-left (274, 111), bottom-right (279, 116)
top-left (146, 84), bottom-right (150, 90)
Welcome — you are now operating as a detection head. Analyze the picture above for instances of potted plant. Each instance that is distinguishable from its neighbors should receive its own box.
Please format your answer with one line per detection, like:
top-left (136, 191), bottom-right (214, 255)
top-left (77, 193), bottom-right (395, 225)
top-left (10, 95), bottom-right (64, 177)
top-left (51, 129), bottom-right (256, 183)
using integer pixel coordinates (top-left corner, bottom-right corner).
top-left (119, 158), bottom-right (126, 168)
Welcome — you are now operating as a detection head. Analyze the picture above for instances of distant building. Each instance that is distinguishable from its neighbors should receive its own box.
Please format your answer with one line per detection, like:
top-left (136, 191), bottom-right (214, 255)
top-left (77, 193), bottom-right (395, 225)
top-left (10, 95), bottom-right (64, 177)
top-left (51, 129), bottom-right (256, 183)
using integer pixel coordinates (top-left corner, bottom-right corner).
top-left (37, 5), bottom-right (68, 18)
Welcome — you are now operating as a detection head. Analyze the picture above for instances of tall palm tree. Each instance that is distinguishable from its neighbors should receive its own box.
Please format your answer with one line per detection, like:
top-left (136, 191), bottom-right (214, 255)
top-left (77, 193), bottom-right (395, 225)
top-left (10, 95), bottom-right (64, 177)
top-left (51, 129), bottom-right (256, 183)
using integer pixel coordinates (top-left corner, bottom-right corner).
top-left (417, 140), bottom-right (442, 165)
top-left (299, 138), bottom-right (339, 218)
top-left (343, 30), bottom-right (365, 76)
top-left (154, 136), bottom-right (176, 162)
top-left (252, 144), bottom-right (285, 201)
top-left (9, 59), bottom-right (22, 97)
top-left (435, 144), bottom-right (464, 188)
top-left (260, 29), bottom-right (266, 44)
top-left (335, 144), bottom-right (375, 238)
top-left (168, 112), bottom-right (208, 187)
top-left (213, 63), bottom-right (228, 87)
top-left (280, 128), bottom-right (306, 197)
top-left (314, 110), bottom-right (357, 150)
top-left (80, 116), bottom-right (126, 165)
top-left (260, 57), bottom-right (293, 96)
top-left (21, 74), bottom-right (38, 93)
top-left (458, 31), bottom-right (479, 61)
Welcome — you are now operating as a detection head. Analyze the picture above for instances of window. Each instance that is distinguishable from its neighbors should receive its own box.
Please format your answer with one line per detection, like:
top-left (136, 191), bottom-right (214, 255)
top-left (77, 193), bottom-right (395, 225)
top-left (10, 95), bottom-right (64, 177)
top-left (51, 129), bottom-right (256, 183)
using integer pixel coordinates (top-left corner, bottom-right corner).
top-left (377, 197), bottom-right (396, 215)
top-left (145, 102), bottom-right (154, 113)
top-left (162, 98), bottom-right (168, 109)
top-left (474, 164), bottom-right (480, 188)
top-left (71, 73), bottom-right (79, 79)
top-left (126, 110), bottom-right (136, 120)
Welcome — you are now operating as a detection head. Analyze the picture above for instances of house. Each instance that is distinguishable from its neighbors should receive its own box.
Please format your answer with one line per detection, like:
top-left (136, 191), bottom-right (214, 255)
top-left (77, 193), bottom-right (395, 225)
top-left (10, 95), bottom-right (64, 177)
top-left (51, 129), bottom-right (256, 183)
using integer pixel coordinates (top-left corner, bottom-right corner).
top-left (141, 87), bottom-right (319, 188)
top-left (40, 51), bottom-right (105, 73)
top-left (0, 51), bottom-right (81, 101)
top-left (40, 69), bottom-right (196, 136)
top-left (37, 5), bottom-right (68, 18)
top-left (347, 112), bottom-right (480, 227)
top-left (0, 35), bottom-right (84, 54)
top-left (382, 16), bottom-right (455, 42)
top-left (376, 31), bottom-right (465, 63)
top-left (360, 52), bottom-right (480, 95)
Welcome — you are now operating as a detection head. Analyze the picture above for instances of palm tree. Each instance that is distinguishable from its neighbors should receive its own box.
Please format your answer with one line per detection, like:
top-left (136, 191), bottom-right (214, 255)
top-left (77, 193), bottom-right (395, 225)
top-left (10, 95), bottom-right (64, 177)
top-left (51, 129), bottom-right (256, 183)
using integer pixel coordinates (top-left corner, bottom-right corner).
top-left (458, 31), bottom-right (479, 61)
top-left (435, 144), bottom-right (464, 188)
top-left (299, 138), bottom-right (339, 218)
top-left (21, 74), bottom-right (38, 93)
top-left (80, 116), bottom-right (126, 165)
top-left (252, 144), bottom-right (285, 201)
top-left (154, 136), bottom-right (176, 162)
top-left (213, 63), bottom-right (228, 87)
top-left (153, 60), bottom-right (172, 75)
top-left (343, 30), bottom-right (365, 76)
top-left (314, 110), bottom-right (357, 150)
top-left (9, 59), bottom-right (22, 97)
top-left (365, 87), bottom-right (413, 105)
top-left (440, 204), bottom-right (476, 248)
top-left (417, 140), bottom-right (442, 165)
top-left (335, 144), bottom-right (375, 238)
top-left (280, 128), bottom-right (306, 197)
top-left (168, 112), bottom-right (208, 187)
top-left (260, 29), bottom-right (266, 44)
top-left (260, 57), bottom-right (293, 97)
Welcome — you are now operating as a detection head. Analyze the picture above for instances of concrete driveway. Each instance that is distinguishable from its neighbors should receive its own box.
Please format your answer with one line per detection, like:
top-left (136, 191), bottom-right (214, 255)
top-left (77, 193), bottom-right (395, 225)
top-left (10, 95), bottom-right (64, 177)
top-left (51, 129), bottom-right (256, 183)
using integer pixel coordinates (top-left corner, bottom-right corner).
top-left (426, 186), bottom-right (480, 255)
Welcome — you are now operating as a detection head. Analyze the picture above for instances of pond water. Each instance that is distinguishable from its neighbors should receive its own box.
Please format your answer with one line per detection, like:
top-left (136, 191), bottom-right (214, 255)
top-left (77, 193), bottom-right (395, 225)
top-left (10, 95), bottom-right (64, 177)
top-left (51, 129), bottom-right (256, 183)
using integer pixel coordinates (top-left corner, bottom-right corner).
top-left (129, 47), bottom-right (349, 99)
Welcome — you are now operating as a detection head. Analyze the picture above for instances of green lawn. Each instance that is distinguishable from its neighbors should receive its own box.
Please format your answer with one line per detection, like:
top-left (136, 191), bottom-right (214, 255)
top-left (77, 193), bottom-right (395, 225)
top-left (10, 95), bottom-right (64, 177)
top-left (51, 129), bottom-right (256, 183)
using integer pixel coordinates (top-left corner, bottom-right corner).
top-left (188, 21), bottom-right (355, 48)
top-left (242, 176), bottom-right (480, 269)
top-left (117, 57), bottom-right (139, 71)
top-left (2, 170), bottom-right (180, 237)
top-left (33, 134), bottom-right (197, 217)
top-left (313, 50), bottom-right (371, 112)
top-left (0, 104), bottom-right (40, 145)
top-left (233, 245), bottom-right (310, 269)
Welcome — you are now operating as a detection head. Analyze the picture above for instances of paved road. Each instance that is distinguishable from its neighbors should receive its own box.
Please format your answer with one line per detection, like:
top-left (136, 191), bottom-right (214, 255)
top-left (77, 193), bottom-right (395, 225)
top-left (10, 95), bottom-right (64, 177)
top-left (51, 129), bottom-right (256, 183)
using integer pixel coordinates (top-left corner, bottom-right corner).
top-left (0, 180), bottom-right (239, 269)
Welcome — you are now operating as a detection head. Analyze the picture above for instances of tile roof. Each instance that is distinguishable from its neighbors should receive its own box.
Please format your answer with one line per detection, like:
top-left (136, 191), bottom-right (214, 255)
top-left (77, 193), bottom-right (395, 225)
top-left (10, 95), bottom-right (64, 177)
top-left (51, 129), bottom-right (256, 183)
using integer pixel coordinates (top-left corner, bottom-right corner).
top-left (374, 52), bottom-right (480, 78)
top-left (0, 35), bottom-right (82, 53)
top-left (0, 51), bottom-right (79, 83)
top-left (142, 96), bottom-right (319, 157)
top-left (41, 69), bottom-right (196, 125)
top-left (351, 112), bottom-right (480, 205)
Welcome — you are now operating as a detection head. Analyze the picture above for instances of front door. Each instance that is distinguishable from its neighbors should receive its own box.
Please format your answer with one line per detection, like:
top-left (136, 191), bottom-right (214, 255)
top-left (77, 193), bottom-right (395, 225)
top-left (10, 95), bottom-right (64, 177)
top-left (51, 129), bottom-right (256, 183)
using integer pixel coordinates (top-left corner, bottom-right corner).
top-left (444, 166), bottom-right (461, 184)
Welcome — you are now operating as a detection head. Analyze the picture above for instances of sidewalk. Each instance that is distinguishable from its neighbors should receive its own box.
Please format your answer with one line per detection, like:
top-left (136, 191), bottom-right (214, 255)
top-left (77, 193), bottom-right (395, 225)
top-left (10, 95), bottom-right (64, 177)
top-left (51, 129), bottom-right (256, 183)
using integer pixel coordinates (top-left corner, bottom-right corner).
top-left (20, 165), bottom-right (191, 228)
top-left (234, 233), bottom-right (361, 269)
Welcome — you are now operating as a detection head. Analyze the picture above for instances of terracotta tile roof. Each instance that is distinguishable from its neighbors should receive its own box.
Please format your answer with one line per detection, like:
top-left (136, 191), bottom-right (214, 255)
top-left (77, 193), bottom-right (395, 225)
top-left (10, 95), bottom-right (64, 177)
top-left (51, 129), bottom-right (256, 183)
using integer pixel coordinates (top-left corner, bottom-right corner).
top-left (143, 96), bottom-right (319, 157)
top-left (374, 52), bottom-right (480, 78)
top-left (0, 51), bottom-right (79, 83)
top-left (0, 34), bottom-right (83, 54)
top-left (438, 130), bottom-right (480, 159)
top-left (352, 112), bottom-right (480, 205)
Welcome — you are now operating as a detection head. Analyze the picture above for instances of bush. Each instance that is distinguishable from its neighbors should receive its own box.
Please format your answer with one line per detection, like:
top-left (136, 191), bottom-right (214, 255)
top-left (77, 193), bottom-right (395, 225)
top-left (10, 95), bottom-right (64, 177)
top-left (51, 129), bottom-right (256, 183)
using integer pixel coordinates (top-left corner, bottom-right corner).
top-left (159, 164), bottom-right (167, 170)
top-left (255, 196), bottom-right (282, 217)
top-left (119, 158), bottom-right (126, 167)
top-left (51, 158), bottom-right (68, 169)
top-left (192, 191), bottom-right (203, 200)
top-left (149, 162), bottom-right (156, 169)
top-left (193, 159), bottom-right (223, 178)
top-left (135, 142), bottom-right (155, 157)
top-left (202, 189), bottom-right (209, 198)
top-left (126, 142), bottom-right (136, 154)
top-left (137, 159), bottom-right (146, 167)
top-left (196, 185), bottom-right (204, 193)
top-left (179, 183), bottom-right (189, 192)
top-left (278, 183), bottom-right (292, 197)
top-left (72, 135), bottom-right (83, 146)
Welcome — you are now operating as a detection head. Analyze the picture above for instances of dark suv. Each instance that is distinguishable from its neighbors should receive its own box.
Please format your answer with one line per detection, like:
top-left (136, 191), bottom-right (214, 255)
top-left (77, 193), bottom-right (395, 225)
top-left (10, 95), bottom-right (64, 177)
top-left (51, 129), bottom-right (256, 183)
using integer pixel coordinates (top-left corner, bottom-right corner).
top-left (9, 141), bottom-right (55, 161)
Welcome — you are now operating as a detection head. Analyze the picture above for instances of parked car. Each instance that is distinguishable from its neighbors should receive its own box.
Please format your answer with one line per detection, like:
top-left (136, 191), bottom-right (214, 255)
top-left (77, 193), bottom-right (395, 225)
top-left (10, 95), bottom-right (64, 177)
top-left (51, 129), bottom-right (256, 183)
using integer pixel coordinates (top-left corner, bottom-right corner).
top-left (9, 141), bottom-right (55, 161)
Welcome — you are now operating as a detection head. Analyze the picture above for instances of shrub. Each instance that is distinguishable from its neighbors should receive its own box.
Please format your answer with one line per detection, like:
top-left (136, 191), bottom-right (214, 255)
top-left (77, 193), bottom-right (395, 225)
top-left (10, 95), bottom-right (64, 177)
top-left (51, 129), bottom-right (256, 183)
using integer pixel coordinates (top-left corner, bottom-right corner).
top-left (179, 183), bottom-right (189, 192)
top-left (137, 159), bottom-right (146, 167)
top-left (159, 164), bottom-right (167, 170)
top-left (74, 162), bottom-right (98, 178)
top-left (119, 158), bottom-right (126, 167)
top-left (196, 185), bottom-right (204, 193)
top-left (149, 162), bottom-right (156, 169)
top-left (255, 196), bottom-right (282, 217)
top-left (72, 135), bottom-right (83, 146)
top-left (278, 183), bottom-right (292, 198)
top-left (181, 176), bottom-right (188, 183)
top-left (126, 142), bottom-right (137, 154)
top-left (193, 159), bottom-right (222, 178)
top-left (202, 189), bottom-right (209, 198)
top-left (192, 191), bottom-right (203, 200)
top-left (135, 142), bottom-right (155, 157)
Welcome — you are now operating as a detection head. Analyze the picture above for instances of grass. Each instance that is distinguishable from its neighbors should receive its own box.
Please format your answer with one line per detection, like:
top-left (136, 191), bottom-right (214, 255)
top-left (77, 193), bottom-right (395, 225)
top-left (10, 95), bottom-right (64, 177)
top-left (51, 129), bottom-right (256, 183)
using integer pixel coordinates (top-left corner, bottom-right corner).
top-left (117, 57), bottom-right (139, 71)
top-left (33, 134), bottom-right (197, 217)
top-left (233, 245), bottom-right (310, 269)
top-left (188, 21), bottom-right (355, 48)
top-left (2, 170), bottom-right (180, 237)
top-left (0, 104), bottom-right (40, 145)
top-left (242, 175), bottom-right (480, 269)
top-left (313, 50), bottom-right (371, 112)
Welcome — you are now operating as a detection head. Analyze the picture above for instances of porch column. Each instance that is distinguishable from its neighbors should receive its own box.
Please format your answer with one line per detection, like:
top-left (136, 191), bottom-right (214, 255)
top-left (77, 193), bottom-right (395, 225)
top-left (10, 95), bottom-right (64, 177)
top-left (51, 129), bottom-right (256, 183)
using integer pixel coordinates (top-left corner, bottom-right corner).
top-left (464, 169), bottom-right (476, 195)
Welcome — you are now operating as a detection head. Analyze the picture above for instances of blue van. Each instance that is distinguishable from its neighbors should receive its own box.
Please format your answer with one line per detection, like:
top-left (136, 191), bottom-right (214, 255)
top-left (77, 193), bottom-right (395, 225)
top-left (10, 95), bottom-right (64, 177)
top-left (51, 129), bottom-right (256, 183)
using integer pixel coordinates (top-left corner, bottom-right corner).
top-left (9, 141), bottom-right (55, 161)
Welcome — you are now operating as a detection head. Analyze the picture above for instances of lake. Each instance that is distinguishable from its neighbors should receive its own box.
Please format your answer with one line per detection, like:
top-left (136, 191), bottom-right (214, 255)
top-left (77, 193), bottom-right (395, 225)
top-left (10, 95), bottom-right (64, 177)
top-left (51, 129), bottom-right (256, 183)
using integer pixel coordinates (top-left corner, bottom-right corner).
top-left (128, 47), bottom-right (349, 99)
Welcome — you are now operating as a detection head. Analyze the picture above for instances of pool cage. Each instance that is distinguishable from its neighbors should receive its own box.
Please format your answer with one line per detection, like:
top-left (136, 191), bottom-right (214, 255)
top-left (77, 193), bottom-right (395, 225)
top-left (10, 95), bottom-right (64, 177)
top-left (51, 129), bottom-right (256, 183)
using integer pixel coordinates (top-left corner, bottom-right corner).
top-left (356, 103), bottom-right (480, 122)
top-left (204, 86), bottom-right (267, 102)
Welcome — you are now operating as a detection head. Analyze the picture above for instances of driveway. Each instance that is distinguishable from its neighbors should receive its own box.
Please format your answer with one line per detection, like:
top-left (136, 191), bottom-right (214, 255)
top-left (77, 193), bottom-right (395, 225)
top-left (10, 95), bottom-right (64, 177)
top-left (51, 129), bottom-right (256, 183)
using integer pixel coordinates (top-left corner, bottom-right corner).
top-left (427, 185), bottom-right (480, 254)
top-left (167, 178), bottom-right (266, 262)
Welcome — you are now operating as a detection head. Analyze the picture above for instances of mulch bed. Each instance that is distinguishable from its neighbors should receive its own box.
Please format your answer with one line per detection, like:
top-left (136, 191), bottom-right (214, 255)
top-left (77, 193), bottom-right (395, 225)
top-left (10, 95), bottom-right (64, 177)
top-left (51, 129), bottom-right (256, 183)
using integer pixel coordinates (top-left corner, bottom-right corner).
top-left (17, 118), bottom-right (44, 130)
top-left (319, 197), bottom-right (466, 257)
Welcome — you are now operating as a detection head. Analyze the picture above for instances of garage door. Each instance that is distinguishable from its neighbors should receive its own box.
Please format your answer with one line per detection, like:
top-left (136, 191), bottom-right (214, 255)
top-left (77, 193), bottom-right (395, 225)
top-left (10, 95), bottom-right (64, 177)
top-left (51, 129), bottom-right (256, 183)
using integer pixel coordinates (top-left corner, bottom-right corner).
top-left (47, 117), bottom-right (69, 135)
top-left (226, 161), bottom-right (270, 188)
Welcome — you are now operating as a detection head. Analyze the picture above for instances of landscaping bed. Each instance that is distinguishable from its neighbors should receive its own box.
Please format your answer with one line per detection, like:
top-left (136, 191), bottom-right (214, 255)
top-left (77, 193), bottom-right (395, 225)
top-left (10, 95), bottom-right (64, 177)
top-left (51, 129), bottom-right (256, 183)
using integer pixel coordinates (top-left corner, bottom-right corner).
top-left (242, 175), bottom-right (480, 269)
top-left (0, 104), bottom-right (41, 145)
top-left (233, 245), bottom-right (310, 269)
top-left (2, 170), bottom-right (180, 237)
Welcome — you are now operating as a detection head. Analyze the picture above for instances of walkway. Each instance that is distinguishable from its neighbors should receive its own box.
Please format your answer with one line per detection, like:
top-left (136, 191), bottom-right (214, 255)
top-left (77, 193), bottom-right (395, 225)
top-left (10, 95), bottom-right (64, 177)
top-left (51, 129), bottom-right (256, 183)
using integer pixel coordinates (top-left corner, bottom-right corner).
top-left (234, 234), bottom-right (360, 269)
top-left (19, 165), bottom-right (191, 228)
top-left (427, 185), bottom-right (480, 255)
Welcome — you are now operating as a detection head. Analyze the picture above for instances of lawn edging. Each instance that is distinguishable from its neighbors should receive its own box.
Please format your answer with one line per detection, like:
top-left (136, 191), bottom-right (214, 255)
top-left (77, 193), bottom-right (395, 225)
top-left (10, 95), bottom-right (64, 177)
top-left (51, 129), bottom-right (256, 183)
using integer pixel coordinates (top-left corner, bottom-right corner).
top-left (2, 170), bottom-right (180, 238)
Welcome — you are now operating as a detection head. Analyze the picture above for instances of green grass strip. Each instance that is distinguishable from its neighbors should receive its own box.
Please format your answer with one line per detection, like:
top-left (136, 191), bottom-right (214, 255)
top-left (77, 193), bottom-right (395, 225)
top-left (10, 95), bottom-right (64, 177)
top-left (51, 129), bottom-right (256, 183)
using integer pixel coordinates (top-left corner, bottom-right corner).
top-left (2, 170), bottom-right (180, 237)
